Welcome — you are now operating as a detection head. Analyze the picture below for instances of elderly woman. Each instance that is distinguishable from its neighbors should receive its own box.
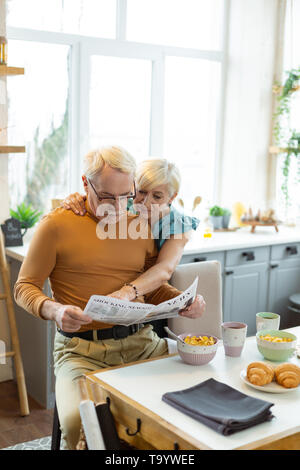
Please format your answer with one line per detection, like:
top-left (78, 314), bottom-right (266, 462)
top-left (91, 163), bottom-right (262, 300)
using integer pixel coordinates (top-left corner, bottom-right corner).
top-left (63, 157), bottom-right (203, 311)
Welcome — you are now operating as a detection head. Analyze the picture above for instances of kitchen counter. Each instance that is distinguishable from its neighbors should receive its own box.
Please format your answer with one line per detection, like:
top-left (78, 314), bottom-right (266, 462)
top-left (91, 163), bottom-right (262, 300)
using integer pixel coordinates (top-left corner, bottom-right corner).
top-left (5, 244), bottom-right (28, 262)
top-left (184, 225), bottom-right (300, 255)
top-left (6, 225), bottom-right (300, 261)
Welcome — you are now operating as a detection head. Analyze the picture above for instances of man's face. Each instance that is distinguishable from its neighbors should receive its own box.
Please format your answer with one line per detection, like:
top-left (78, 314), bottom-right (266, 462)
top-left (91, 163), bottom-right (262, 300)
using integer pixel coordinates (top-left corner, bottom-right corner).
top-left (83, 165), bottom-right (135, 221)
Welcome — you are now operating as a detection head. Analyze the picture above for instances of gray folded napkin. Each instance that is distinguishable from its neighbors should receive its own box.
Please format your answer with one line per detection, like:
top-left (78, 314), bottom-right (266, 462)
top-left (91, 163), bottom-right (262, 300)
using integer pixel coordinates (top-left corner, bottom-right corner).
top-left (162, 378), bottom-right (274, 435)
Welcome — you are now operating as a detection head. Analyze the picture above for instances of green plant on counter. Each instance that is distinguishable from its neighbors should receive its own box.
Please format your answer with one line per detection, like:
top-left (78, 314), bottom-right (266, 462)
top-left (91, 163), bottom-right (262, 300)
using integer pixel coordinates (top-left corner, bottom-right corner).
top-left (10, 203), bottom-right (42, 237)
top-left (222, 208), bottom-right (231, 216)
top-left (209, 205), bottom-right (224, 217)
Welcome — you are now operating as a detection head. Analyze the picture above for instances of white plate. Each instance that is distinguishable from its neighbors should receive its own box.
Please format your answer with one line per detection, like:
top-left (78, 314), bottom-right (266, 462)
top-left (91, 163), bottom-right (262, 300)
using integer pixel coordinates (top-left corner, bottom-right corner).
top-left (240, 369), bottom-right (299, 393)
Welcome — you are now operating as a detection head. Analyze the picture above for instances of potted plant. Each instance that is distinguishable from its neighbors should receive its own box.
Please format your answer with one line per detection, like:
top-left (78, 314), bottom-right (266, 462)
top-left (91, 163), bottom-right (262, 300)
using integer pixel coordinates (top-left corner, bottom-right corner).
top-left (10, 203), bottom-right (42, 238)
top-left (209, 205), bottom-right (224, 230)
top-left (222, 208), bottom-right (232, 229)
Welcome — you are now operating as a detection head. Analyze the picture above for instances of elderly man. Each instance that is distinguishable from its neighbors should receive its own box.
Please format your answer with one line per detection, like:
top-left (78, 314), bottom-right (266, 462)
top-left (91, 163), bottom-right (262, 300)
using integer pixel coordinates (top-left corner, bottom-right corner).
top-left (14, 146), bottom-right (205, 449)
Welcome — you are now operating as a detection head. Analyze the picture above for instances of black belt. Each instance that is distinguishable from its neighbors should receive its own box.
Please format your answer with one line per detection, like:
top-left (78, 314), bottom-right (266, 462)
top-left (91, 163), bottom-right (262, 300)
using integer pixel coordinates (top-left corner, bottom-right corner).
top-left (57, 323), bottom-right (142, 341)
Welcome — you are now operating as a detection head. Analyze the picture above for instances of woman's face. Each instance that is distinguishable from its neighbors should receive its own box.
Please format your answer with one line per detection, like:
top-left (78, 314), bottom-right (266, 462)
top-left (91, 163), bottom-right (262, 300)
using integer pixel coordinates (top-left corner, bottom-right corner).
top-left (134, 183), bottom-right (177, 217)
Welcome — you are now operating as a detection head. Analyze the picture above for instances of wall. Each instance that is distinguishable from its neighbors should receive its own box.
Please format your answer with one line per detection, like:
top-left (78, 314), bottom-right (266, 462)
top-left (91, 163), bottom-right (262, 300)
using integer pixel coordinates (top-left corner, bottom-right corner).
top-left (0, 0), bottom-right (13, 382)
top-left (218, 0), bottom-right (282, 214)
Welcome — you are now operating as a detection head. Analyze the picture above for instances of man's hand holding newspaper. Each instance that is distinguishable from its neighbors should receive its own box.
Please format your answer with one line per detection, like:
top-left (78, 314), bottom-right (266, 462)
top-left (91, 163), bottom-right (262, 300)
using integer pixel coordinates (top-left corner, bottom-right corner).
top-left (83, 277), bottom-right (200, 326)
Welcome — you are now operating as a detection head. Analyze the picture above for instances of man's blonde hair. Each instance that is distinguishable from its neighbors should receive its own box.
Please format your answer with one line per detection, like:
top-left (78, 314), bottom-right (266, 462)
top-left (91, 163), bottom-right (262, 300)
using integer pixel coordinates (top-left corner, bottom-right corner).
top-left (136, 158), bottom-right (181, 196)
top-left (83, 145), bottom-right (136, 178)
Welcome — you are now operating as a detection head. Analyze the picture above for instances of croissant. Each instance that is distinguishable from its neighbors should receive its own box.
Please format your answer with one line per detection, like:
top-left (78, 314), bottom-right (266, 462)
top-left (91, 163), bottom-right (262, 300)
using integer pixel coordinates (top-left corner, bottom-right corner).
top-left (274, 363), bottom-right (300, 388)
top-left (247, 362), bottom-right (274, 386)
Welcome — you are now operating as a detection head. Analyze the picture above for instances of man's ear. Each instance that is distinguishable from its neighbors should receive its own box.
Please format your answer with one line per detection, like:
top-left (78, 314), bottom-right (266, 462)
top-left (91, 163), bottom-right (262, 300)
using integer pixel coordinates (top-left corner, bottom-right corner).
top-left (82, 175), bottom-right (88, 193)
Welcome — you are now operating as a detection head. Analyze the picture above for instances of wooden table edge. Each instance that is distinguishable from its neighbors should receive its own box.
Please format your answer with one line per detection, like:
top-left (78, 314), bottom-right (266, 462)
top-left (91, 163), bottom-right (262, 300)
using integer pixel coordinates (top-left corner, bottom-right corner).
top-left (235, 427), bottom-right (300, 450)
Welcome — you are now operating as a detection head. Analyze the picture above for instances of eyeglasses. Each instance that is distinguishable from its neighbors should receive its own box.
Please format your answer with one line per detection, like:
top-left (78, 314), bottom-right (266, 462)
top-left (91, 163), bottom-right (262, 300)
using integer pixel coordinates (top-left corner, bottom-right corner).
top-left (87, 178), bottom-right (136, 202)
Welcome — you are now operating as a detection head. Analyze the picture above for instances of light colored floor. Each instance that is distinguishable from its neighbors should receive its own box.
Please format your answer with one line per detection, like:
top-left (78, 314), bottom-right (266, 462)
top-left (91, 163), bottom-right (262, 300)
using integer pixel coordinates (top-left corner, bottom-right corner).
top-left (3, 436), bottom-right (52, 450)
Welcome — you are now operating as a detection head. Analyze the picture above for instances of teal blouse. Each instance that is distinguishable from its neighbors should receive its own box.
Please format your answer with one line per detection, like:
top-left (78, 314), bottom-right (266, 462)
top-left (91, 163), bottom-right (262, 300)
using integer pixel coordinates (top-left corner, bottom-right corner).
top-left (127, 200), bottom-right (199, 250)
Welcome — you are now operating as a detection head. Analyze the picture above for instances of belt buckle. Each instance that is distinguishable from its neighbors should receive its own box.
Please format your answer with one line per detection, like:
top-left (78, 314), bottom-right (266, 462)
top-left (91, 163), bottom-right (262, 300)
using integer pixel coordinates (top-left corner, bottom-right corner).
top-left (112, 325), bottom-right (129, 340)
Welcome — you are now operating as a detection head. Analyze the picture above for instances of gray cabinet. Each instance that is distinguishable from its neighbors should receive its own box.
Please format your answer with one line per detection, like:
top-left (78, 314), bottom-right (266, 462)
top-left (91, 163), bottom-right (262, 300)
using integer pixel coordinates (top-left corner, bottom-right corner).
top-left (223, 246), bottom-right (269, 336)
top-left (182, 247), bottom-right (270, 336)
top-left (180, 242), bottom-right (300, 336)
top-left (223, 263), bottom-right (269, 336)
top-left (268, 243), bottom-right (300, 329)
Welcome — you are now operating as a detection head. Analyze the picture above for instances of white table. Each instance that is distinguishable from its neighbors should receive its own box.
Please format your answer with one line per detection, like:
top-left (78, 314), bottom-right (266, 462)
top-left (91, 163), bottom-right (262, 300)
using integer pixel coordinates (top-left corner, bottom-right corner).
top-left (86, 327), bottom-right (300, 450)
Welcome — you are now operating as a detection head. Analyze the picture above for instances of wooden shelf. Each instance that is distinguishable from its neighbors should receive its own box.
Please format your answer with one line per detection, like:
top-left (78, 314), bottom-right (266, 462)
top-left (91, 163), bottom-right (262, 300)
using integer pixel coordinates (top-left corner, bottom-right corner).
top-left (269, 145), bottom-right (300, 154)
top-left (0, 65), bottom-right (25, 76)
top-left (0, 145), bottom-right (26, 154)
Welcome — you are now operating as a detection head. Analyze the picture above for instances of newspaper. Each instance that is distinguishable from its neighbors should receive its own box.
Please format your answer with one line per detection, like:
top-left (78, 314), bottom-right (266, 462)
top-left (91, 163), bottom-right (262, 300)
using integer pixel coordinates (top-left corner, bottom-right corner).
top-left (83, 277), bottom-right (198, 326)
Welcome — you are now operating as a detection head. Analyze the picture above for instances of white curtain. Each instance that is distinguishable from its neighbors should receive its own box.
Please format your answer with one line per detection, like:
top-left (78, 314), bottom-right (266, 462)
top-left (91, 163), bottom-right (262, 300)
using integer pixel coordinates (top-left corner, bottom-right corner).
top-left (219, 0), bottom-right (284, 215)
top-left (277, 0), bottom-right (300, 221)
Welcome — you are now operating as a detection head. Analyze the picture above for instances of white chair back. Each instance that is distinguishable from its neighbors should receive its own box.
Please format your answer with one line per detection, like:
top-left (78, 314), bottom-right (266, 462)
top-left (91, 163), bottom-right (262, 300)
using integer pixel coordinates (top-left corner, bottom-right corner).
top-left (169, 260), bottom-right (223, 338)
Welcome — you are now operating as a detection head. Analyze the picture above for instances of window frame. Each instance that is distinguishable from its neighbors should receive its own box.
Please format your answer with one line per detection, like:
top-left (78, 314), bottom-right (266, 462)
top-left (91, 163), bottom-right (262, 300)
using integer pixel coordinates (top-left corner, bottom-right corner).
top-left (7, 0), bottom-right (229, 202)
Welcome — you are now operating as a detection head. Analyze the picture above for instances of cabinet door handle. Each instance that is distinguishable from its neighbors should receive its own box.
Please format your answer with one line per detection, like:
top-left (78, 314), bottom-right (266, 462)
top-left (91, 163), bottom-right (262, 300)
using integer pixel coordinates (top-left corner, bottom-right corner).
top-left (242, 251), bottom-right (255, 261)
top-left (225, 270), bottom-right (234, 275)
top-left (270, 263), bottom-right (279, 269)
top-left (286, 246), bottom-right (298, 255)
top-left (193, 257), bottom-right (207, 262)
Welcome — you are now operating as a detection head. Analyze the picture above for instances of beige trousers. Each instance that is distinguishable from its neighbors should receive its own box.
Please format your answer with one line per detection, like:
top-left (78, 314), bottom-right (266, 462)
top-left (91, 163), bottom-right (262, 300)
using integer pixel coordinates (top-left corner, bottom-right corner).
top-left (53, 325), bottom-right (169, 450)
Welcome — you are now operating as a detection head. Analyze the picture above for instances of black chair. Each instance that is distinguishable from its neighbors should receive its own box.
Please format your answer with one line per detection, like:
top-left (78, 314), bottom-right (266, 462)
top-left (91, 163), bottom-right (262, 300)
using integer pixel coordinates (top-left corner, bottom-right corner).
top-left (51, 401), bottom-right (61, 450)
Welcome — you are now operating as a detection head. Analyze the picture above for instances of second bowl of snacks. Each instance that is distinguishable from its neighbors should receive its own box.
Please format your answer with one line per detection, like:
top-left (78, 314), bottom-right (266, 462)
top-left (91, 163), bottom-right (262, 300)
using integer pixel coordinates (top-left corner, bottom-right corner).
top-left (177, 333), bottom-right (219, 365)
top-left (256, 329), bottom-right (297, 361)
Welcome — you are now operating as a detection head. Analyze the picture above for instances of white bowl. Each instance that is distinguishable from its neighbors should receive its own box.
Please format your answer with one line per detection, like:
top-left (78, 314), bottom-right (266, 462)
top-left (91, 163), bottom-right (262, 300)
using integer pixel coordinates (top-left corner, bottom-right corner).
top-left (177, 333), bottom-right (219, 366)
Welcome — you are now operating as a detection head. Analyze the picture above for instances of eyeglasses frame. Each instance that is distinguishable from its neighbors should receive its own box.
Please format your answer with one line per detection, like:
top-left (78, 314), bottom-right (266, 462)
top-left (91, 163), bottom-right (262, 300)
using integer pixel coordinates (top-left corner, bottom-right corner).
top-left (87, 177), bottom-right (136, 202)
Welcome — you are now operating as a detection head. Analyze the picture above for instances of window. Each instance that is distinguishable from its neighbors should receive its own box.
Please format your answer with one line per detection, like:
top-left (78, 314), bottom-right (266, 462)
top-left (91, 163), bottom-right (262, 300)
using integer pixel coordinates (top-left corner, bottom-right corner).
top-left (7, 0), bottom-right (116, 38)
top-left (164, 57), bottom-right (221, 210)
top-left (7, 40), bottom-right (70, 213)
top-left (89, 55), bottom-right (152, 159)
top-left (7, 0), bottom-right (226, 215)
top-left (127, 0), bottom-right (223, 50)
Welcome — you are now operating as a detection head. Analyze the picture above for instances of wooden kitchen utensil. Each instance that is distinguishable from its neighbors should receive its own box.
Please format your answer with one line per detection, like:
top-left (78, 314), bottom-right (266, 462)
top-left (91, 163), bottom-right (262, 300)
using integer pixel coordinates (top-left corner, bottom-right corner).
top-left (243, 221), bottom-right (279, 233)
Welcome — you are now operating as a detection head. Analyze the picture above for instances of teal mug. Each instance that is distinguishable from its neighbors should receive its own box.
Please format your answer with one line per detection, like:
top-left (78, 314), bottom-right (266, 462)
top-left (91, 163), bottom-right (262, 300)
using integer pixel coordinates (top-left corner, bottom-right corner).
top-left (256, 312), bottom-right (280, 332)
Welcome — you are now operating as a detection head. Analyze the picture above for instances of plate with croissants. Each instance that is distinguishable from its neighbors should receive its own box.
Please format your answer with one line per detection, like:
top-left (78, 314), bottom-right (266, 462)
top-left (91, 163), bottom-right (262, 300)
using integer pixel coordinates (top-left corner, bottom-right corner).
top-left (240, 361), bottom-right (300, 393)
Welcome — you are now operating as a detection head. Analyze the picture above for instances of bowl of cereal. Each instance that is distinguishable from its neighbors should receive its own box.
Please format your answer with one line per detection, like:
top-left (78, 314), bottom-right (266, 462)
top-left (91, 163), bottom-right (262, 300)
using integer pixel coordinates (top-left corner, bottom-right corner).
top-left (177, 333), bottom-right (219, 365)
top-left (256, 329), bottom-right (297, 361)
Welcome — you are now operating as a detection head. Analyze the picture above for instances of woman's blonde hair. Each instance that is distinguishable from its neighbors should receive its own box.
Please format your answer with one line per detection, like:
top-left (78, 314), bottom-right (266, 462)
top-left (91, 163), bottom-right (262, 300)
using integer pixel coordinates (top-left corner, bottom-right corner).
top-left (136, 158), bottom-right (181, 196)
top-left (83, 145), bottom-right (136, 178)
